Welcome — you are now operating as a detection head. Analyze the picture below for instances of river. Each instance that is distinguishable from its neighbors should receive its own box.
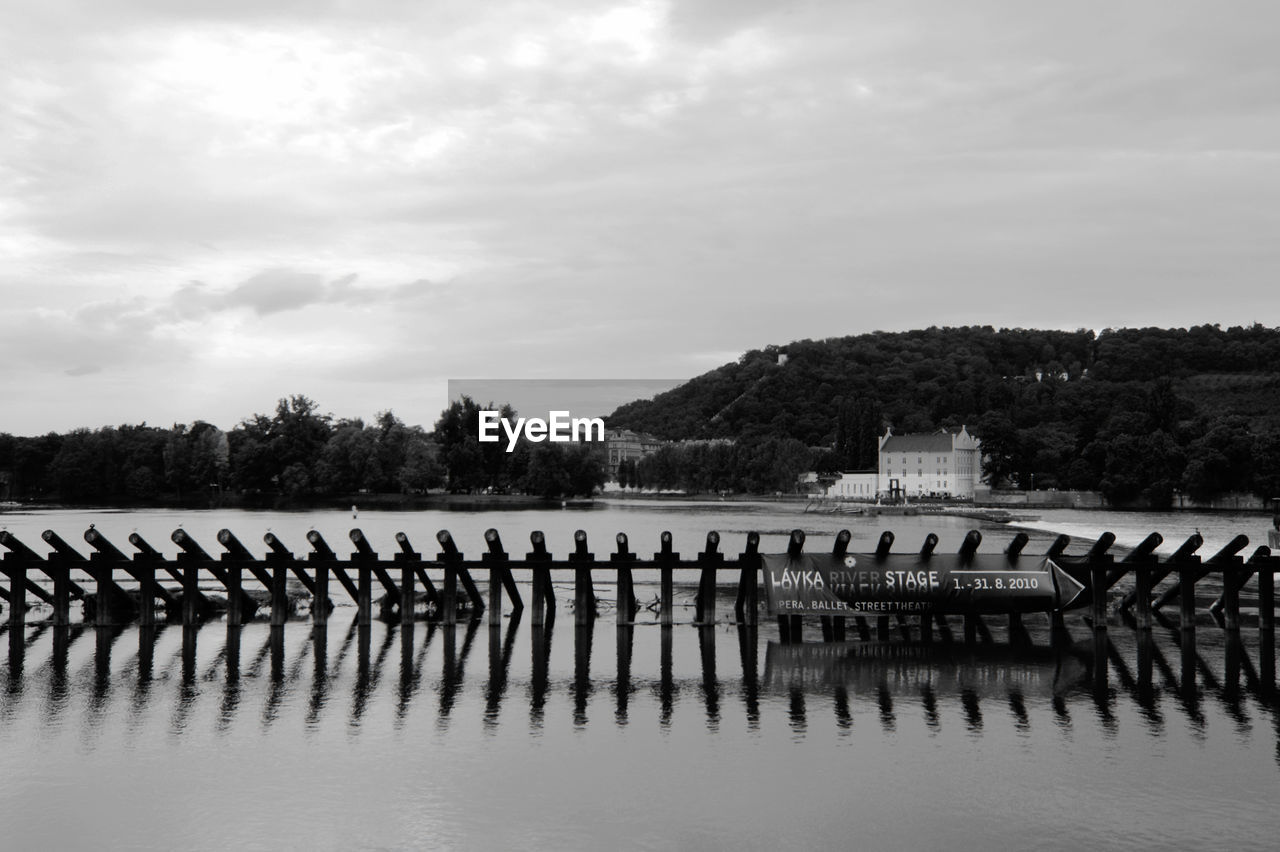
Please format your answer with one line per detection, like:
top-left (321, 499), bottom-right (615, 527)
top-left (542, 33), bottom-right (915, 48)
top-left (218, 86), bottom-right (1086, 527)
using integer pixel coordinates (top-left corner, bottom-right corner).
top-left (0, 501), bottom-right (1276, 850)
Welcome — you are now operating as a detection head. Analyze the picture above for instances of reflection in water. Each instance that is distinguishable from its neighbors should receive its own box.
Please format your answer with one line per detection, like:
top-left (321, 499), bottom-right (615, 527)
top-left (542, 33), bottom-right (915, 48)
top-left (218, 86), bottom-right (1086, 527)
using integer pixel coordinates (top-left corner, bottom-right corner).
top-left (529, 620), bottom-right (552, 731)
top-left (0, 611), bottom-right (1276, 766)
top-left (484, 613), bottom-right (520, 732)
top-left (615, 624), bottom-right (633, 726)
top-left (437, 620), bottom-right (479, 730)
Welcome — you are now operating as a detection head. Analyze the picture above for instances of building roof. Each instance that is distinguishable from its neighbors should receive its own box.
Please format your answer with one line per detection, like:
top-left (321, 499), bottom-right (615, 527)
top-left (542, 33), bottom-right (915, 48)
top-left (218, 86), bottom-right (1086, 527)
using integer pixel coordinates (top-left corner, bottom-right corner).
top-left (881, 433), bottom-right (957, 453)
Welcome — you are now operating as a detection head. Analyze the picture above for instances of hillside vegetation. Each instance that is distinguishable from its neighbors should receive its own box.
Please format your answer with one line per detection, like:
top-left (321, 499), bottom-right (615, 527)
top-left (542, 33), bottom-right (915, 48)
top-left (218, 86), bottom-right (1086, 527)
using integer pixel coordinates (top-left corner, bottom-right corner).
top-left (606, 325), bottom-right (1280, 506)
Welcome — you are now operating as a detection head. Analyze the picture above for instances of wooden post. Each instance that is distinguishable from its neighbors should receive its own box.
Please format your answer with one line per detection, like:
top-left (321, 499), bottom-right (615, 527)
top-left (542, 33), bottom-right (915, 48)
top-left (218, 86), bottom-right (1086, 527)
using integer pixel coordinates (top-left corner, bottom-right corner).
top-left (1091, 557), bottom-right (1110, 629)
top-left (613, 533), bottom-right (637, 627)
top-left (7, 554), bottom-right (25, 632)
top-left (1222, 561), bottom-right (1241, 632)
top-left (226, 560), bottom-right (243, 627)
top-left (443, 565), bottom-right (458, 626)
top-left (264, 539), bottom-right (293, 627)
top-left (1134, 563), bottom-right (1153, 630)
top-left (696, 532), bottom-right (722, 626)
top-left (271, 561), bottom-right (288, 627)
top-left (92, 553), bottom-right (115, 627)
top-left (438, 530), bottom-right (483, 621)
top-left (400, 560), bottom-right (415, 626)
top-left (786, 529), bottom-right (805, 642)
top-left (828, 530), bottom-right (852, 640)
top-left (52, 558), bottom-right (70, 626)
top-left (357, 557), bottom-right (372, 626)
top-left (527, 531), bottom-right (552, 627)
top-left (183, 558), bottom-right (199, 625)
top-left (656, 531), bottom-right (677, 627)
top-left (1178, 565), bottom-right (1196, 632)
top-left (920, 533), bottom-right (939, 643)
top-left (311, 554), bottom-right (329, 626)
top-left (570, 530), bottom-right (595, 626)
top-left (737, 532), bottom-right (760, 627)
top-left (437, 530), bottom-right (460, 626)
top-left (483, 529), bottom-right (507, 628)
top-left (135, 558), bottom-right (156, 627)
top-left (395, 532), bottom-right (434, 619)
top-left (1259, 555), bottom-right (1275, 632)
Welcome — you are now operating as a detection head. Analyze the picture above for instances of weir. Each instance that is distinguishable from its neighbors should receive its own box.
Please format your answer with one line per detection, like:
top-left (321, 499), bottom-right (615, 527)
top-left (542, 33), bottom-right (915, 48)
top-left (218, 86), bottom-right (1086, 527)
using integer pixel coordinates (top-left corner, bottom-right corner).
top-left (0, 526), bottom-right (1274, 646)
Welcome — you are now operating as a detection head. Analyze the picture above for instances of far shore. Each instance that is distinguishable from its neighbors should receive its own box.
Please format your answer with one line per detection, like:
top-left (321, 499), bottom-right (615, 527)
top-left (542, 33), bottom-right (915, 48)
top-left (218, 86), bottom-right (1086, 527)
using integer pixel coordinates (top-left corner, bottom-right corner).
top-left (3, 488), bottom-right (1276, 515)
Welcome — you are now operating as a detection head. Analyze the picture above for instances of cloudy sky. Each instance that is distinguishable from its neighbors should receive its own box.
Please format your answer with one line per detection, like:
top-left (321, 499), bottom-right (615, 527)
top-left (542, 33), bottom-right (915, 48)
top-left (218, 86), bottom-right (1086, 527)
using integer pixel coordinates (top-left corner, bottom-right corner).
top-left (3, 0), bottom-right (1278, 434)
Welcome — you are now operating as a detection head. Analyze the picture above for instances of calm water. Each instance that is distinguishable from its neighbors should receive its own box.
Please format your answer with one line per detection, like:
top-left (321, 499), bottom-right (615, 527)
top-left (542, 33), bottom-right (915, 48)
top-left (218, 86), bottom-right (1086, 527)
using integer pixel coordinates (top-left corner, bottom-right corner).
top-left (0, 501), bottom-right (1277, 850)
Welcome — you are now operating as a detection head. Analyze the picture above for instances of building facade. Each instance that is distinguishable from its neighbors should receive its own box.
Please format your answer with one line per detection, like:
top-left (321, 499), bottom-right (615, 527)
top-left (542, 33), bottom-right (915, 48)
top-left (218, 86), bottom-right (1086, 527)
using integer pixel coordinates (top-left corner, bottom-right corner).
top-left (601, 429), bottom-right (664, 469)
top-left (823, 470), bottom-right (879, 500)
top-left (878, 425), bottom-right (981, 499)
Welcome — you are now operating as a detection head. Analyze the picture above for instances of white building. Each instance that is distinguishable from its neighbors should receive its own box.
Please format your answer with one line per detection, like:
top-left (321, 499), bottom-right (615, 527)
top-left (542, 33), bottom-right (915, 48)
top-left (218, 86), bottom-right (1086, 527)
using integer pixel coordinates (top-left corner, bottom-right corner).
top-left (878, 425), bottom-right (981, 499)
top-left (823, 470), bottom-right (879, 500)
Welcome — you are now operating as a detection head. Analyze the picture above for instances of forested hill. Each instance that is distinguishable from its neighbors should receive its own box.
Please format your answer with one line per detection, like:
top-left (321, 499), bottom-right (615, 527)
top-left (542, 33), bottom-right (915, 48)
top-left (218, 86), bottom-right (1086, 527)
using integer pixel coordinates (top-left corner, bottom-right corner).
top-left (606, 325), bottom-right (1280, 504)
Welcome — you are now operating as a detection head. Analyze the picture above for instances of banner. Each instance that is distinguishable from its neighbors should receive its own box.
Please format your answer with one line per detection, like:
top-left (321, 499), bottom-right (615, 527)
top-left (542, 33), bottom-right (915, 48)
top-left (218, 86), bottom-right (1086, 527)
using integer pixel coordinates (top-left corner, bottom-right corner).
top-left (760, 553), bottom-right (1085, 617)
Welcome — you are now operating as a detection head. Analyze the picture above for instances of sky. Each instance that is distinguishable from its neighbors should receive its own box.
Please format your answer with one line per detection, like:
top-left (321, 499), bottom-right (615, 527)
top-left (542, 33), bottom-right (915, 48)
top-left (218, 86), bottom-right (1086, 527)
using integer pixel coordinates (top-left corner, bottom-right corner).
top-left (3, 0), bottom-right (1278, 435)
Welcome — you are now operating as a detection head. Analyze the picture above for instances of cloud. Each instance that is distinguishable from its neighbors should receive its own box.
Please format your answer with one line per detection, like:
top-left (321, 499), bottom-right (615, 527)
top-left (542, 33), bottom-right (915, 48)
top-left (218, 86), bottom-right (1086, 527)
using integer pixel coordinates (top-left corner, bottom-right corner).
top-left (1, 0), bottom-right (1278, 435)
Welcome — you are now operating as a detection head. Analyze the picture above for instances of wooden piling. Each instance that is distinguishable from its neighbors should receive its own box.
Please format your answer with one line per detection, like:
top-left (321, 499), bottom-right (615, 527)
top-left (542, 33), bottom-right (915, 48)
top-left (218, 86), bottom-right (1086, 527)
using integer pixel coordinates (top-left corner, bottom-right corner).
top-left (134, 556), bottom-right (156, 627)
top-left (272, 560), bottom-right (289, 627)
top-left (570, 530), bottom-right (595, 626)
top-left (265, 533), bottom-right (316, 595)
top-left (736, 532), bottom-right (760, 627)
top-left (309, 550), bottom-right (329, 626)
top-left (183, 558), bottom-right (199, 625)
top-left (1155, 536), bottom-right (1245, 611)
top-left (1134, 563), bottom-right (1153, 630)
top-left (356, 555), bottom-right (373, 626)
top-left (1259, 554), bottom-right (1275, 632)
top-left (1124, 533), bottom-right (1200, 611)
top-left (435, 532), bottom-right (483, 616)
top-left (786, 530), bottom-right (805, 641)
top-left (1091, 557), bottom-right (1110, 629)
top-left (920, 534), bottom-right (939, 642)
top-left (92, 552), bottom-right (115, 627)
top-left (656, 531), bottom-right (677, 627)
top-left (307, 531), bottom-right (359, 606)
top-left (483, 529), bottom-right (508, 627)
top-left (52, 558), bottom-right (71, 626)
top-left (1178, 565), bottom-right (1196, 631)
top-left (612, 533), bottom-right (637, 627)
top-left (438, 530), bottom-right (459, 626)
top-left (527, 531), bottom-right (553, 626)
top-left (227, 559), bottom-right (243, 627)
top-left (696, 532), bottom-right (722, 626)
top-left (393, 537), bottom-right (418, 626)
top-left (830, 530), bottom-right (852, 640)
top-left (1222, 561), bottom-right (1241, 632)
top-left (7, 554), bottom-right (25, 632)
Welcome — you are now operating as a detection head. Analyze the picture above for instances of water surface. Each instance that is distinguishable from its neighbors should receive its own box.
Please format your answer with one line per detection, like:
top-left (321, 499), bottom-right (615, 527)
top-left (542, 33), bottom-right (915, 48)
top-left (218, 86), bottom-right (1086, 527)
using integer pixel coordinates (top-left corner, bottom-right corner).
top-left (0, 503), bottom-right (1276, 850)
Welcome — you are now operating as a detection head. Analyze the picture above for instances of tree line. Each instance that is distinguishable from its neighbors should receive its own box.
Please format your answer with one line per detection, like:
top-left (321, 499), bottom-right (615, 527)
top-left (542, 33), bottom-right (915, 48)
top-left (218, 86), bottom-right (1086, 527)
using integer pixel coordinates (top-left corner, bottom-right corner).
top-left (0, 394), bottom-right (606, 504)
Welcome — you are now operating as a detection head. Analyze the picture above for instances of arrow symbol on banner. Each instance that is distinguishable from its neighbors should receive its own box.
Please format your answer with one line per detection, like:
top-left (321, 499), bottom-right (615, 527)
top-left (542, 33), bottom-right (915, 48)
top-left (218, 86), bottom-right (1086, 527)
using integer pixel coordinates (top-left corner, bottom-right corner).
top-left (1045, 558), bottom-right (1086, 610)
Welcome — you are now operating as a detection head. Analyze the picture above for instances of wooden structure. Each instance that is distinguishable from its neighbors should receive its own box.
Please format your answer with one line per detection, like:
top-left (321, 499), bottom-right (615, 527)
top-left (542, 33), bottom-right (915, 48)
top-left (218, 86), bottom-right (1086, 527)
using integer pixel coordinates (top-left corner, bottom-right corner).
top-left (0, 527), bottom-right (1275, 641)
